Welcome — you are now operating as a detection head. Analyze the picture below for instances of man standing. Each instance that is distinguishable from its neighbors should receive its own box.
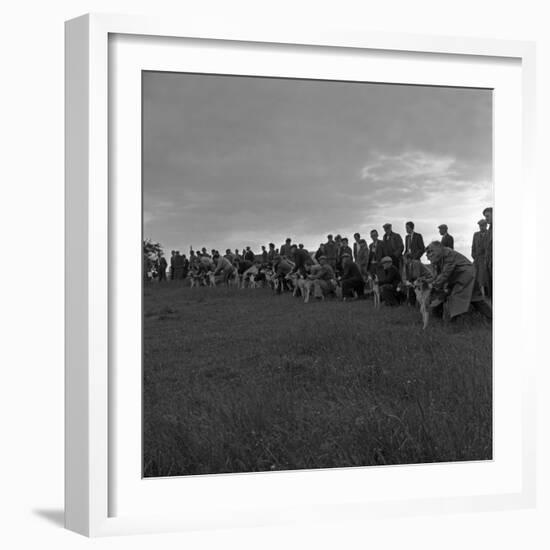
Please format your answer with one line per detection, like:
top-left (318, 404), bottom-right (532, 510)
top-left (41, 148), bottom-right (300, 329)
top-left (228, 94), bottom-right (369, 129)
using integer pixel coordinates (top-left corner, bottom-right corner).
top-left (483, 207), bottom-right (493, 299)
top-left (356, 238), bottom-right (370, 278)
top-left (280, 238), bottom-right (292, 259)
top-left (404, 221), bottom-right (425, 280)
top-left (376, 256), bottom-right (402, 306)
top-left (438, 224), bottom-right (454, 249)
top-left (323, 234), bottom-right (338, 270)
top-left (340, 253), bottom-right (365, 299)
top-left (471, 219), bottom-right (489, 295)
top-left (261, 245), bottom-right (268, 264)
top-left (308, 256), bottom-right (336, 299)
top-left (366, 229), bottom-right (385, 276)
top-left (337, 237), bottom-right (353, 274)
top-left (353, 232), bottom-right (362, 262)
top-left (157, 253), bottom-right (168, 282)
top-left (244, 246), bottom-right (255, 263)
top-left (170, 250), bottom-right (176, 280)
top-left (267, 243), bottom-right (277, 267)
top-left (382, 223), bottom-right (404, 270)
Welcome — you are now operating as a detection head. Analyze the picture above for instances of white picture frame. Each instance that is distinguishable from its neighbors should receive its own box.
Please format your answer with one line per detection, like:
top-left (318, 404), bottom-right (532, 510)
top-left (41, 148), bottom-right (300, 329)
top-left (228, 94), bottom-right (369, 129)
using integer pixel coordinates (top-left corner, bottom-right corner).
top-left (65, 13), bottom-right (537, 537)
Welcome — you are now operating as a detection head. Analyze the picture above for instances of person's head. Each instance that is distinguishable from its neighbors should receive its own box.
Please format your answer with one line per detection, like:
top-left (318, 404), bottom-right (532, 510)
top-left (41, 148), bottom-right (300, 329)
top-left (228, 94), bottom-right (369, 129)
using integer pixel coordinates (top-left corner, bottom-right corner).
top-left (383, 223), bottom-right (392, 235)
top-left (319, 255), bottom-right (327, 265)
top-left (483, 207), bottom-right (493, 225)
top-left (370, 229), bottom-right (379, 241)
top-left (201, 247), bottom-right (207, 253)
top-left (405, 221), bottom-right (415, 234)
top-left (354, 232), bottom-right (361, 241)
top-left (478, 219), bottom-right (488, 232)
top-left (176, 250), bottom-right (181, 256)
top-left (171, 250), bottom-right (176, 256)
top-left (226, 248), bottom-right (231, 255)
top-left (341, 253), bottom-right (352, 266)
top-left (262, 245), bottom-right (266, 250)
top-left (359, 239), bottom-right (367, 246)
top-left (235, 248), bottom-right (239, 254)
top-left (425, 241), bottom-right (444, 263)
top-left (286, 238), bottom-right (291, 244)
top-left (213, 251), bottom-right (219, 259)
top-left (335, 234), bottom-right (342, 243)
top-left (327, 234), bottom-right (333, 242)
top-left (290, 244), bottom-right (298, 251)
top-left (438, 224), bottom-right (448, 236)
top-left (342, 237), bottom-right (349, 245)
top-left (298, 243), bottom-right (304, 249)
top-left (380, 256), bottom-right (393, 270)
top-left (246, 246), bottom-right (251, 251)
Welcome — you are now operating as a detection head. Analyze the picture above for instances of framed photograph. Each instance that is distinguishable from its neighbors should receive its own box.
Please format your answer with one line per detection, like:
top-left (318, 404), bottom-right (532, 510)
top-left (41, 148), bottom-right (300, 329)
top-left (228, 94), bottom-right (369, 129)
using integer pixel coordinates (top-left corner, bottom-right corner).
top-left (65, 13), bottom-right (537, 536)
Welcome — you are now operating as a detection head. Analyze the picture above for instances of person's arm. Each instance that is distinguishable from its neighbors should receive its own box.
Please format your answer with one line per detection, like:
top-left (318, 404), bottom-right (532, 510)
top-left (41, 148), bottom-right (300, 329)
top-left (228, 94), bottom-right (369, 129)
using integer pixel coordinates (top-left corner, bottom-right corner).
top-left (433, 256), bottom-right (456, 288)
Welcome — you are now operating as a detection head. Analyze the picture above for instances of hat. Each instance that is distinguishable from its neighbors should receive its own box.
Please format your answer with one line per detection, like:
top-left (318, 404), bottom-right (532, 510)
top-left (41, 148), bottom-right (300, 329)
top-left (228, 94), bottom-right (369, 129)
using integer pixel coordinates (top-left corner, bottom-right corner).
top-left (318, 255), bottom-right (327, 260)
top-left (381, 256), bottom-right (393, 264)
top-left (341, 252), bottom-right (351, 258)
top-left (478, 219), bottom-right (488, 225)
top-left (438, 224), bottom-right (448, 231)
top-left (382, 223), bottom-right (392, 229)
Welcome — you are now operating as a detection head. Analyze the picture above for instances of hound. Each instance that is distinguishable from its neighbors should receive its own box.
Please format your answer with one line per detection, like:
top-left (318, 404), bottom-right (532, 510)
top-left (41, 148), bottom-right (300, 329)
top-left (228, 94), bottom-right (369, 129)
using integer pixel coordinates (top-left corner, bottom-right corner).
top-left (189, 269), bottom-right (204, 288)
top-left (368, 274), bottom-right (380, 309)
top-left (286, 273), bottom-right (314, 303)
top-left (206, 271), bottom-right (217, 287)
top-left (413, 279), bottom-right (432, 330)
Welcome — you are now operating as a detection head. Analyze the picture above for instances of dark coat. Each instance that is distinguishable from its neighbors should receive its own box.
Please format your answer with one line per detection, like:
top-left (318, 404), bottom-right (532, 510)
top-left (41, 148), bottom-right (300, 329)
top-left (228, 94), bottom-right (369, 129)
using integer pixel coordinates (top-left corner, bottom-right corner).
top-left (341, 261), bottom-right (363, 282)
top-left (404, 232), bottom-right (425, 260)
top-left (441, 233), bottom-right (454, 249)
top-left (366, 240), bottom-right (386, 272)
top-left (382, 231), bottom-right (404, 260)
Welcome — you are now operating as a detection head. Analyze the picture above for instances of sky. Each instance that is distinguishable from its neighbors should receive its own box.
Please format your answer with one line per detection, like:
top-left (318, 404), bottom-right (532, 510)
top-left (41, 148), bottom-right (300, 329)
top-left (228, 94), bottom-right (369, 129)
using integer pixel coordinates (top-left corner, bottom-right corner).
top-left (143, 72), bottom-right (493, 259)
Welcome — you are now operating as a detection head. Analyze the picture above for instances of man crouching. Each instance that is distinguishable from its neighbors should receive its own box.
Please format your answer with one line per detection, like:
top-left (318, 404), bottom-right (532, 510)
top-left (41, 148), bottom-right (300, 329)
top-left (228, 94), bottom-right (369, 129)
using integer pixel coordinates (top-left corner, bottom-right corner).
top-left (308, 255), bottom-right (336, 299)
top-left (425, 241), bottom-right (491, 321)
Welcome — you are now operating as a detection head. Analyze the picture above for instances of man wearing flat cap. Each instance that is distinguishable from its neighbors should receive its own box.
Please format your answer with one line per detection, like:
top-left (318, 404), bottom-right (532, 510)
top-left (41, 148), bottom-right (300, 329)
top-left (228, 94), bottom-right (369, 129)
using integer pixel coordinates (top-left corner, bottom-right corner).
top-left (382, 223), bottom-right (404, 271)
top-left (323, 234), bottom-right (338, 270)
top-left (340, 253), bottom-right (365, 299)
top-left (438, 224), bottom-right (454, 249)
top-left (471, 219), bottom-right (489, 296)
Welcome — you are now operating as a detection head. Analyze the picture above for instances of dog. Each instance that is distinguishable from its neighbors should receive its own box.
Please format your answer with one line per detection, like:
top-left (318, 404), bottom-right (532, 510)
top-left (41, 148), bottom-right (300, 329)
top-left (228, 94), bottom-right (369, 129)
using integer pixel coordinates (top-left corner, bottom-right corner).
top-left (206, 271), bottom-right (217, 288)
top-left (286, 273), bottom-right (313, 303)
top-left (189, 268), bottom-right (205, 288)
top-left (367, 274), bottom-right (380, 309)
top-left (403, 278), bottom-right (433, 329)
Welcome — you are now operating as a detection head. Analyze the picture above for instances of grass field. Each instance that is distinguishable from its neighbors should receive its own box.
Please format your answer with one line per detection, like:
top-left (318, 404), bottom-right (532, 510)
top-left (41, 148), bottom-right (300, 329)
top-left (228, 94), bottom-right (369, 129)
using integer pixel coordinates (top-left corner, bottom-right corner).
top-left (143, 281), bottom-right (492, 477)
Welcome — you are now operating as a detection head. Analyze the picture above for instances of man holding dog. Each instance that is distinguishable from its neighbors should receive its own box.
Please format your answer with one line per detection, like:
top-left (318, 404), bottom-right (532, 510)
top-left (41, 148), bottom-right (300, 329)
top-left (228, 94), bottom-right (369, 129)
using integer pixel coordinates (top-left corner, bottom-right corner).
top-left (308, 255), bottom-right (336, 299)
top-left (425, 241), bottom-right (491, 320)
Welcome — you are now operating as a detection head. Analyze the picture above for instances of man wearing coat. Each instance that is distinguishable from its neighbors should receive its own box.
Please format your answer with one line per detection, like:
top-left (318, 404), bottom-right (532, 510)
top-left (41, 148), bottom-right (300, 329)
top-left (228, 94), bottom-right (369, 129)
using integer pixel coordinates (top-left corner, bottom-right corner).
top-left (382, 223), bottom-right (404, 271)
top-left (404, 221), bottom-right (426, 282)
top-left (308, 256), bottom-right (336, 299)
top-left (366, 229), bottom-right (386, 276)
top-left (425, 241), bottom-right (491, 320)
top-left (471, 219), bottom-right (489, 295)
top-left (438, 224), bottom-right (454, 249)
top-left (340, 253), bottom-right (365, 299)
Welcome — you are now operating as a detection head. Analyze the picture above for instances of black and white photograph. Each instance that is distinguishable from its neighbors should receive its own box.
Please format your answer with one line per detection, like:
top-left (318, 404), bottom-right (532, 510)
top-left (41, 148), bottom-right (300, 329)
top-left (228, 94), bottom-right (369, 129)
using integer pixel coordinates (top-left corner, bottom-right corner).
top-left (141, 71), bottom-right (493, 478)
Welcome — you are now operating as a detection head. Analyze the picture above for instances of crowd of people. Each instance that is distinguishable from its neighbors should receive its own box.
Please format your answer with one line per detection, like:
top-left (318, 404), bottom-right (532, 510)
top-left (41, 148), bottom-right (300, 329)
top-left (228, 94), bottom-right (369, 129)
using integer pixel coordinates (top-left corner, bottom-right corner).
top-left (149, 207), bottom-right (493, 322)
